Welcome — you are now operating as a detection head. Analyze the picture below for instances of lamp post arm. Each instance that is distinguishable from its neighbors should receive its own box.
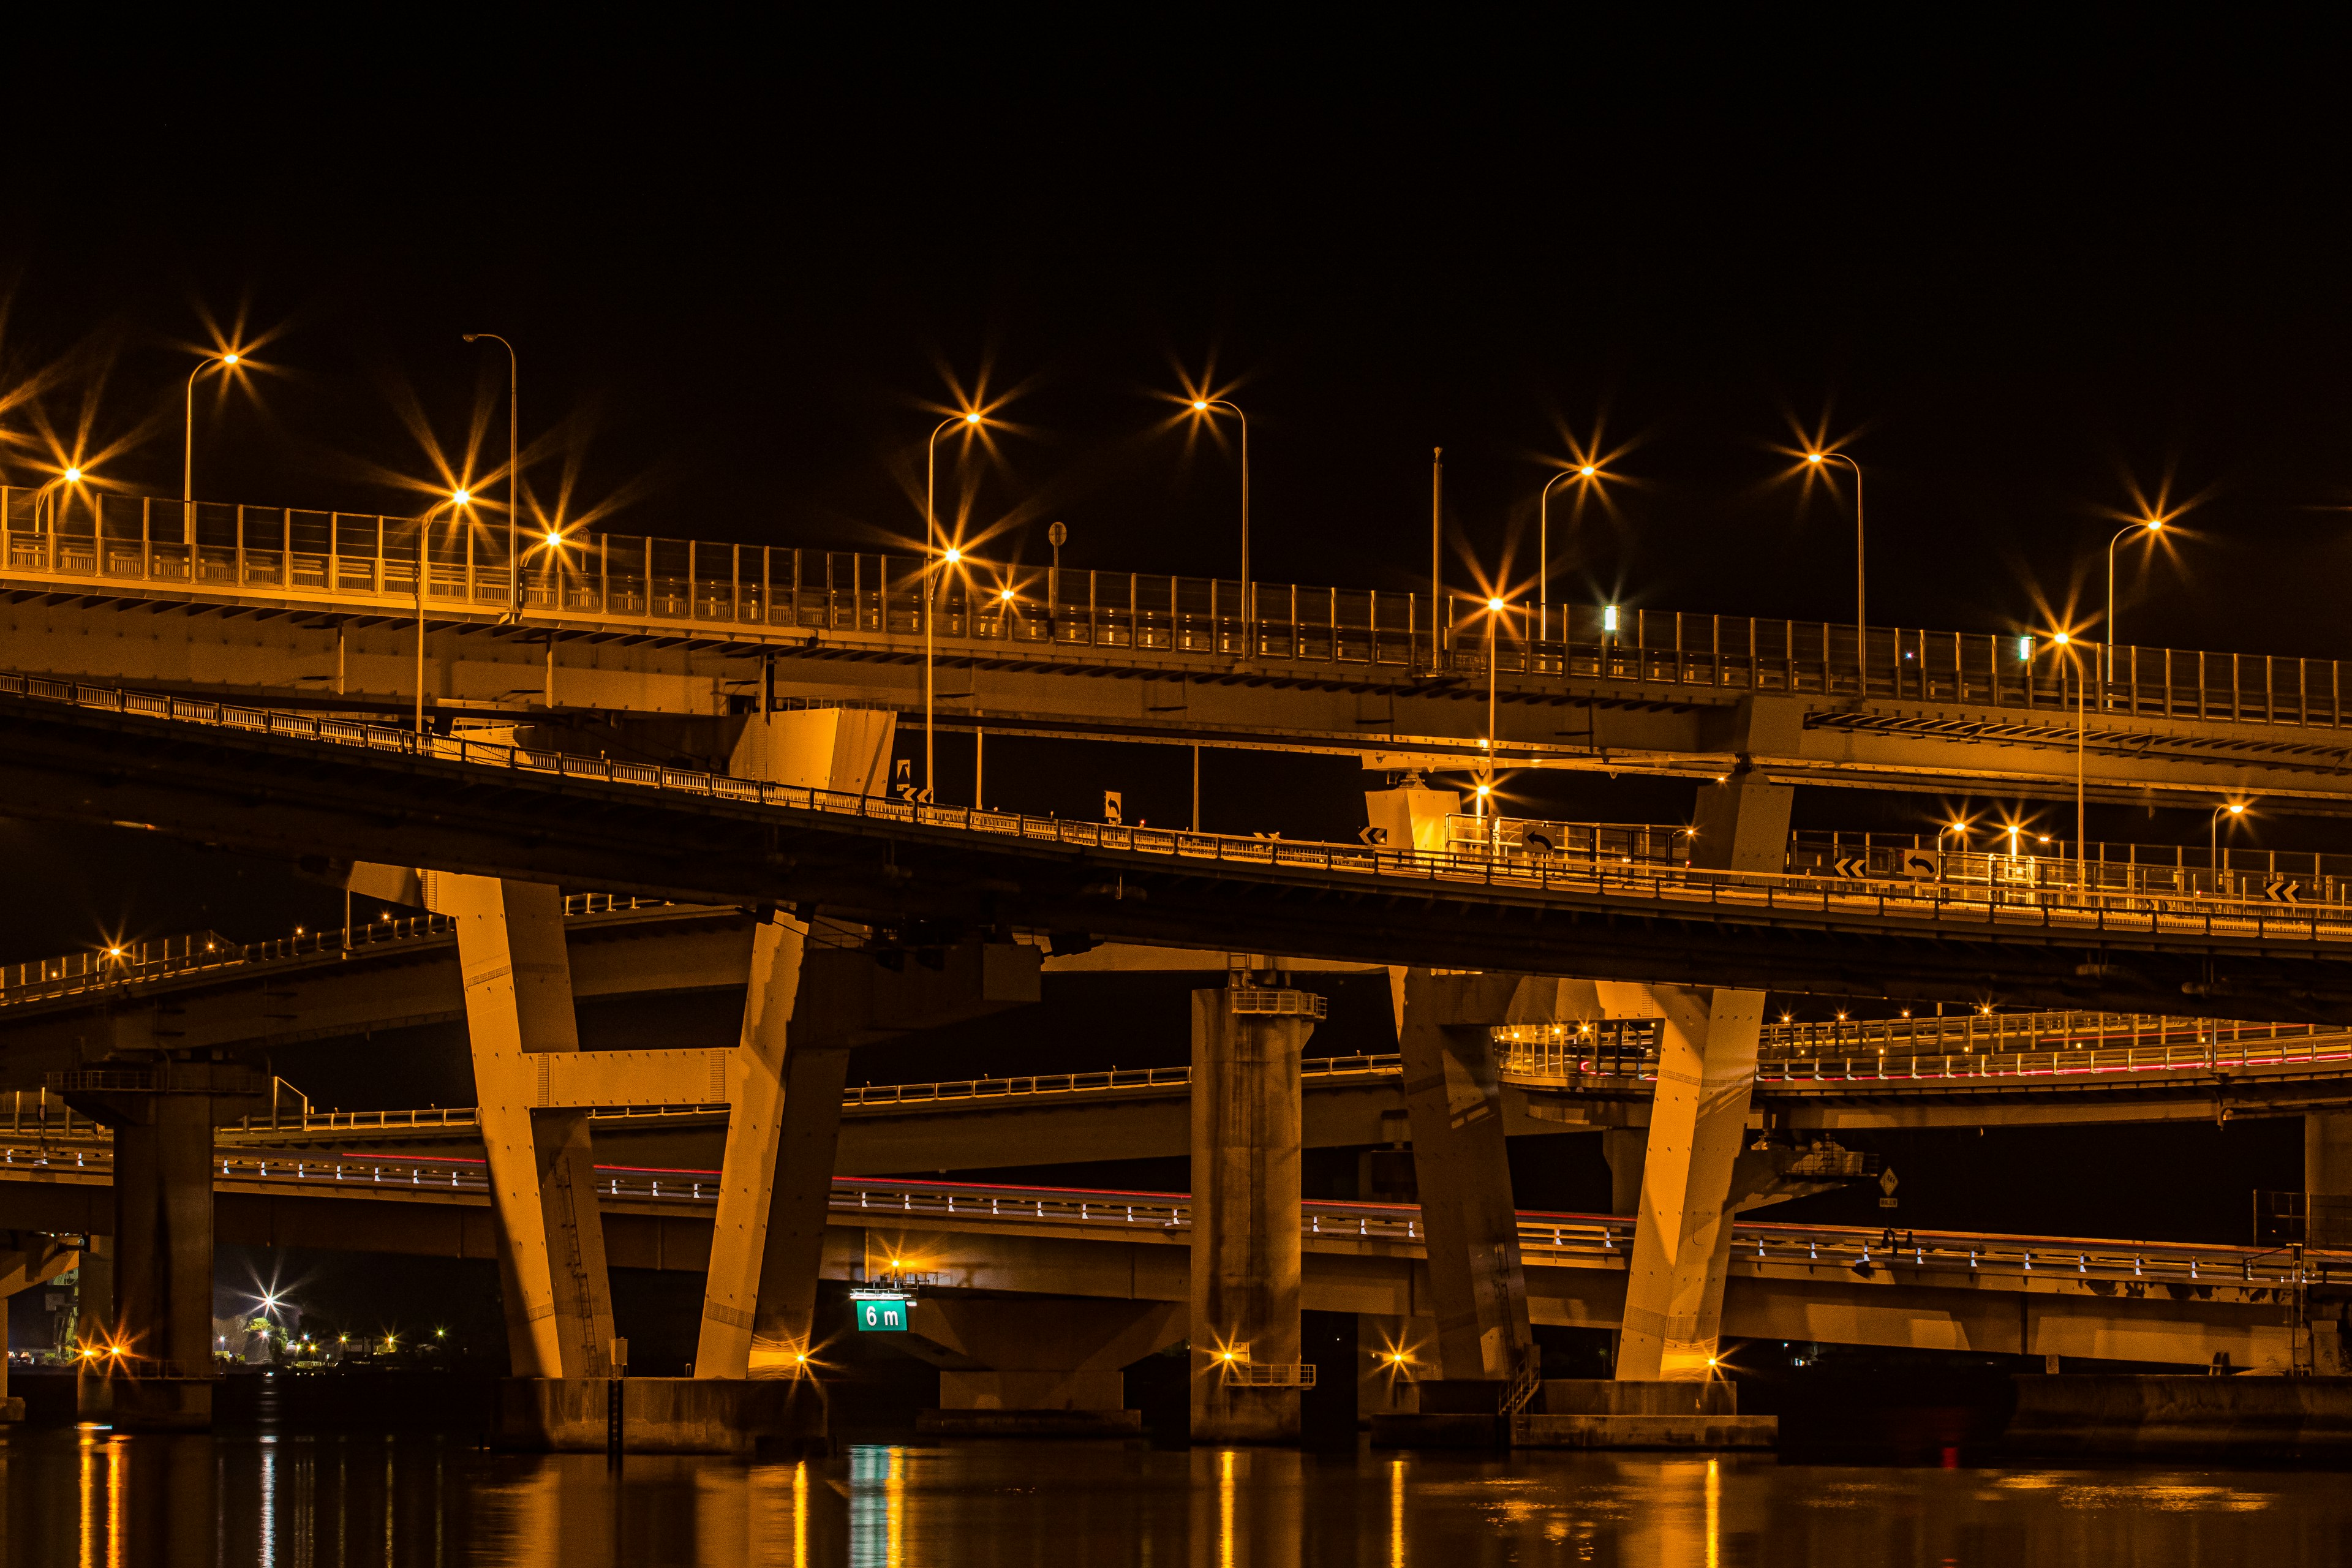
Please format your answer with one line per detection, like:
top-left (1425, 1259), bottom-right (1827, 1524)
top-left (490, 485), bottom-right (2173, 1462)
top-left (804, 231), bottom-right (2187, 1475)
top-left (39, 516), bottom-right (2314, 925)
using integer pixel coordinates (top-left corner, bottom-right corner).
top-left (1536, 468), bottom-right (1579, 636)
top-left (1204, 401), bottom-right (1250, 628)
top-left (1821, 453), bottom-right (1866, 687)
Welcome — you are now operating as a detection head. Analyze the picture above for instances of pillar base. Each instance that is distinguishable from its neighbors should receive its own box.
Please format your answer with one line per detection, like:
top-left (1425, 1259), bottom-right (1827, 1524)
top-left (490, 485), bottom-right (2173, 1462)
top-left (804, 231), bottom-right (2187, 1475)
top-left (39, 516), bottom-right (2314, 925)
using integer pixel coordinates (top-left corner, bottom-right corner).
top-left (81, 1376), bottom-right (214, 1431)
top-left (1191, 1386), bottom-right (1302, 1446)
top-left (2006, 1375), bottom-right (2352, 1460)
top-left (916, 1408), bottom-right (1144, 1439)
top-left (491, 1376), bottom-right (826, 1453)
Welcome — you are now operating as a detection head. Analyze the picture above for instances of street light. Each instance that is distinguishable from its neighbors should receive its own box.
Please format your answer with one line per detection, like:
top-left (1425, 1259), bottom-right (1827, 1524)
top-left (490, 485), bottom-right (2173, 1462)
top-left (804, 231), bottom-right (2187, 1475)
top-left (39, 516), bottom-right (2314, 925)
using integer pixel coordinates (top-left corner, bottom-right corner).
top-left (184, 350), bottom-right (243, 509)
top-left (1803, 451), bottom-right (1868, 690)
top-left (2040, 631), bottom-right (2088, 876)
top-left (1189, 399), bottom-right (1251, 639)
top-left (2211, 801), bottom-right (2250, 894)
top-left (923, 413), bottom-right (984, 800)
top-left (462, 334), bottom-right (522, 619)
top-left (2103, 516), bottom-right (2165, 705)
top-left (1535, 462), bottom-right (1599, 637)
top-left (921, 542), bottom-right (967, 803)
top-left (415, 491), bottom-right (470, 735)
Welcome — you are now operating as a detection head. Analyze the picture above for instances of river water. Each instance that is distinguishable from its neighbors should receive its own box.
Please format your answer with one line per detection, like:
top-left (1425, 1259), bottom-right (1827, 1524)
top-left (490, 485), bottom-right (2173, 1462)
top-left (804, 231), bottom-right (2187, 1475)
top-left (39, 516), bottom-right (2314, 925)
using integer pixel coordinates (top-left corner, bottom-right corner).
top-left (2, 1429), bottom-right (2344, 1566)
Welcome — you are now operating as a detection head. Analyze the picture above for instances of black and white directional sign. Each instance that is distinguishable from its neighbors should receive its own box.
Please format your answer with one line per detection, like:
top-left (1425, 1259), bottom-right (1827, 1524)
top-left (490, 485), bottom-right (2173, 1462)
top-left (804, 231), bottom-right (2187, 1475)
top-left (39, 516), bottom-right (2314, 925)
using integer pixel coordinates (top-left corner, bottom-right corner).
top-left (1902, 851), bottom-right (1940, 880)
top-left (1834, 856), bottom-right (1869, 879)
top-left (2263, 877), bottom-right (2303, 905)
top-left (1359, 826), bottom-right (1389, 846)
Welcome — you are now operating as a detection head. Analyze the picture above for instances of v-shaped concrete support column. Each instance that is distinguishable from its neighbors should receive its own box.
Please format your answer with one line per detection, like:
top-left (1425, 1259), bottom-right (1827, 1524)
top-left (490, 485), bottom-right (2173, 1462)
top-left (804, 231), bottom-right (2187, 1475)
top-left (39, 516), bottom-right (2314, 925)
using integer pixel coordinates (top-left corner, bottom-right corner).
top-left (1397, 968), bottom-right (1534, 1382)
top-left (436, 873), bottom-right (616, 1379)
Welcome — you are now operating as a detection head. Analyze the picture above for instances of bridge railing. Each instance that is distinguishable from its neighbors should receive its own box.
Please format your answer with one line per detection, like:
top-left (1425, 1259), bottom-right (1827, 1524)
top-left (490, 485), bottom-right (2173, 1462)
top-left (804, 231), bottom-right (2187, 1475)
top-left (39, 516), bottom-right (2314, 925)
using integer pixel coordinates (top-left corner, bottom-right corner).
top-left (6, 485), bottom-right (2345, 731)
top-left (0, 891), bottom-right (674, 1008)
top-left (20, 672), bottom-right (2352, 955)
top-left (23, 1147), bottom-right (2319, 1290)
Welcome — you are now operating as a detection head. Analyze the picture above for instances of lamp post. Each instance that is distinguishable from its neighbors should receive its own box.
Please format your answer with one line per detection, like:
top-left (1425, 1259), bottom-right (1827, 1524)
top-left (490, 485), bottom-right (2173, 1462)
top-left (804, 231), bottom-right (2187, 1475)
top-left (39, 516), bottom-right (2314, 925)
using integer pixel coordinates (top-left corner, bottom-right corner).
top-left (1430, 448), bottom-right (1444, 668)
top-left (922, 542), bottom-right (965, 803)
top-left (462, 334), bottom-right (521, 619)
top-left (2103, 517), bottom-right (2165, 706)
top-left (1481, 595), bottom-right (1509, 846)
top-left (1189, 400), bottom-right (1250, 639)
top-left (415, 492), bottom-right (469, 736)
top-left (2210, 801), bottom-right (2249, 895)
top-left (1803, 452), bottom-right (1867, 690)
top-left (922, 412), bottom-right (982, 802)
top-left (2044, 632), bottom-right (2087, 878)
top-left (1536, 463), bottom-right (1598, 639)
top-left (184, 351), bottom-right (242, 509)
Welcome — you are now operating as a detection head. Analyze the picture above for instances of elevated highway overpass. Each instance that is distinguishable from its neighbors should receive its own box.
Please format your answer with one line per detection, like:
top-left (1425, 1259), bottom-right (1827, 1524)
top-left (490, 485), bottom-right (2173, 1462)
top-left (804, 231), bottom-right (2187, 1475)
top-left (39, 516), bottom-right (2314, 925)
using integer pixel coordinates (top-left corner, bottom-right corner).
top-left (0, 1155), bottom-right (2315, 1374)
top-left (9, 488), bottom-right (2352, 810)
top-left (11, 674), bottom-right (2352, 1020)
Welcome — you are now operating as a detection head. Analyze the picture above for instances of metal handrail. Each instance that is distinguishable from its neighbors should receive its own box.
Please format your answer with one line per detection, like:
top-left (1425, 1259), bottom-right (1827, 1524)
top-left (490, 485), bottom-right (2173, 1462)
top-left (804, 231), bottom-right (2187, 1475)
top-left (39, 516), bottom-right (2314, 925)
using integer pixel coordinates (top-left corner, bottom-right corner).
top-left (11, 1148), bottom-right (2326, 1291)
top-left (6, 484), bottom-right (2345, 733)
top-left (17, 672), bottom-right (2352, 954)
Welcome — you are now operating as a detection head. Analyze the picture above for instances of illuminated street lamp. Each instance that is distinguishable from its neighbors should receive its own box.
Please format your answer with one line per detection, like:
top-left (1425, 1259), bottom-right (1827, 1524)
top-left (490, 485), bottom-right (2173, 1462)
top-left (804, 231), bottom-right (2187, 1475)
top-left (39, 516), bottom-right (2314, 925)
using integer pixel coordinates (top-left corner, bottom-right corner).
top-left (2210, 801), bottom-right (2250, 894)
top-left (462, 334), bottom-right (522, 619)
top-left (2040, 631), bottom-right (2089, 876)
top-left (1803, 451), bottom-right (1868, 689)
top-left (184, 350), bottom-right (243, 508)
top-left (415, 491), bottom-right (471, 735)
top-left (2103, 516), bottom-right (2166, 705)
top-left (1188, 399), bottom-right (1250, 638)
top-left (922, 540), bottom-right (967, 801)
top-left (1535, 462), bottom-right (1599, 635)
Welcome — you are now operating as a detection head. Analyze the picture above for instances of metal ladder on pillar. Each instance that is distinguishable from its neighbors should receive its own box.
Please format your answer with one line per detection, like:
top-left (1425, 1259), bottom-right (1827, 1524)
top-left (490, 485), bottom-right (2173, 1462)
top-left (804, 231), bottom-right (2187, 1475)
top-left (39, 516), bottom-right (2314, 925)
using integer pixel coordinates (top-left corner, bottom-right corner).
top-left (1501, 1353), bottom-right (1542, 1417)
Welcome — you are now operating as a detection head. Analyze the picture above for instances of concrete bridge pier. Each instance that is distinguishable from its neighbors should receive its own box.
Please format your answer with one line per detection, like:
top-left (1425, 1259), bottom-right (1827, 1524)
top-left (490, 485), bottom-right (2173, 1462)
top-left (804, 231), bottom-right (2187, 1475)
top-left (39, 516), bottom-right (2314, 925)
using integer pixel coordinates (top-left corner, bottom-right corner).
top-left (2308, 1112), bottom-right (2352, 1372)
top-left (435, 873), bottom-right (617, 1381)
top-left (902, 1296), bottom-right (1182, 1435)
top-left (1191, 979), bottom-right (1319, 1443)
top-left (1608, 767), bottom-right (1790, 1385)
top-left (63, 1063), bottom-right (263, 1428)
top-left (1396, 969), bottom-right (1536, 1393)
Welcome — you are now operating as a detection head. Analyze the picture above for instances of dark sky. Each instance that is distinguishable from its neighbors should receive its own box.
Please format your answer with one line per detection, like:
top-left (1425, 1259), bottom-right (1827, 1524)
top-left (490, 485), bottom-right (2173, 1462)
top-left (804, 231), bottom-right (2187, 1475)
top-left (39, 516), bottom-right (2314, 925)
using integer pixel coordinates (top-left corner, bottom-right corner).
top-left (7, 43), bottom-right (2350, 659)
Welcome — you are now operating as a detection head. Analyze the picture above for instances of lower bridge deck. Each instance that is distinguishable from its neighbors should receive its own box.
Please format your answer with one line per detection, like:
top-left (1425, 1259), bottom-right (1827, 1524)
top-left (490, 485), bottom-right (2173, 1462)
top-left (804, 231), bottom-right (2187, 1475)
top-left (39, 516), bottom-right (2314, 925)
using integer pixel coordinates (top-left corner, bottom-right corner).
top-left (0, 1155), bottom-right (2317, 1372)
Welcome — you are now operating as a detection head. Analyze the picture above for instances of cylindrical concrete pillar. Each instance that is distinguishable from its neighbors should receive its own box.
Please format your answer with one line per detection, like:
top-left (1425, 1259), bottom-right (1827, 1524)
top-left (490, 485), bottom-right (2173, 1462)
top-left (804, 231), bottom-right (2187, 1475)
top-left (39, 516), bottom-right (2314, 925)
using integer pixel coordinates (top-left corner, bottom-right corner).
top-left (1190, 987), bottom-right (1314, 1444)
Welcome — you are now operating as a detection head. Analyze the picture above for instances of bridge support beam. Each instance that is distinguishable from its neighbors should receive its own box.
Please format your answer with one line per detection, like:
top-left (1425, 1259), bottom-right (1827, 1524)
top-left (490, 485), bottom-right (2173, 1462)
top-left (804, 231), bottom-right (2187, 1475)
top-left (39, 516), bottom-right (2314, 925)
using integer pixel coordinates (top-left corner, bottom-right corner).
top-left (1191, 984), bottom-right (1317, 1443)
top-left (437, 874), bottom-right (617, 1380)
top-left (720, 940), bottom-right (1043, 1379)
top-left (1398, 969), bottom-right (1536, 1384)
top-left (62, 1064), bottom-right (262, 1428)
top-left (1611, 766), bottom-right (1791, 1383)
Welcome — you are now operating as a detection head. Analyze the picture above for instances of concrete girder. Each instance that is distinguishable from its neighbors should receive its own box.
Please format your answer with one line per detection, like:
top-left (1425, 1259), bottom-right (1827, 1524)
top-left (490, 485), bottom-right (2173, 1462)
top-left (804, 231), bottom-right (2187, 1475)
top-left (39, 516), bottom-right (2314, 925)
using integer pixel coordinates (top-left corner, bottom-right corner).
top-left (17, 697), bottom-right (2352, 1022)
top-left (19, 587), bottom-right (2352, 809)
top-left (889, 1295), bottom-right (1183, 1412)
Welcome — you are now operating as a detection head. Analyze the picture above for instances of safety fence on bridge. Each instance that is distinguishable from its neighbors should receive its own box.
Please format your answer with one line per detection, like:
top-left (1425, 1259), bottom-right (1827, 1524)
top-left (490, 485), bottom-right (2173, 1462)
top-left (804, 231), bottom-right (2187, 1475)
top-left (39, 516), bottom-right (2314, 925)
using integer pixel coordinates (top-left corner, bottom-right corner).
top-left (0, 1145), bottom-right (2332, 1294)
top-left (0, 892), bottom-right (665, 1007)
top-left (15, 672), bottom-right (2352, 953)
top-left (1497, 1016), bottom-right (2352, 1089)
top-left (5, 484), bottom-right (2343, 728)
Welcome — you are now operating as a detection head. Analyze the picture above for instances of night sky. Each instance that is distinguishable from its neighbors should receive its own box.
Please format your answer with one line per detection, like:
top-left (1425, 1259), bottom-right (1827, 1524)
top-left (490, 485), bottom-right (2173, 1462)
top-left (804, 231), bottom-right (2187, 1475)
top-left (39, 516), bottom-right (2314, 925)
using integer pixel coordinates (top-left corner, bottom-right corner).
top-left (0, 45), bottom-right (2337, 1293)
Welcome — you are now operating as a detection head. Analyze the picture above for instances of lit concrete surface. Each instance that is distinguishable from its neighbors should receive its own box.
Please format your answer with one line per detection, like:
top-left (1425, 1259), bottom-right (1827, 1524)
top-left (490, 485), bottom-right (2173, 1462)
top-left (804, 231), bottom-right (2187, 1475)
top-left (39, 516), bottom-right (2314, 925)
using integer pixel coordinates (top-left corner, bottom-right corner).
top-left (12, 687), bottom-right (2352, 1020)
top-left (0, 1164), bottom-right (2305, 1371)
top-left (12, 540), bottom-right (2352, 809)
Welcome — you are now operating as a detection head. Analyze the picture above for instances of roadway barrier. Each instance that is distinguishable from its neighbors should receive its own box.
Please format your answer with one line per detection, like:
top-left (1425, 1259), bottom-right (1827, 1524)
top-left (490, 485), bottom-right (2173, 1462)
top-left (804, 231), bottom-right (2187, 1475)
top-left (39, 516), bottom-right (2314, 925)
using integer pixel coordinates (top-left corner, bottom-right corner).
top-left (7, 485), bottom-right (2342, 725)
top-left (1, 1147), bottom-right (2335, 1296)
top-left (13, 671), bottom-right (2352, 953)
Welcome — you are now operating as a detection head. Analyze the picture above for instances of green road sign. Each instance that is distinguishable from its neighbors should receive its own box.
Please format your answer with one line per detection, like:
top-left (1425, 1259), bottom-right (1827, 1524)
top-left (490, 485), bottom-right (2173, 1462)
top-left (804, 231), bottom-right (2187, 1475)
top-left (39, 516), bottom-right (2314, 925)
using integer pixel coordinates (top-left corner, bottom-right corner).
top-left (856, 1297), bottom-right (910, 1332)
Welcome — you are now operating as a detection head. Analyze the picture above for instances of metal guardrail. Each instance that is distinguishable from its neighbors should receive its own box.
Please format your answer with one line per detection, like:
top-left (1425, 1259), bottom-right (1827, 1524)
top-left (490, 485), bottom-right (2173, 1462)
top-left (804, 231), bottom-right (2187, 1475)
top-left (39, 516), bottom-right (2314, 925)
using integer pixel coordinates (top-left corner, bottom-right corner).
top-left (1229, 987), bottom-right (1329, 1019)
top-left (6, 1149), bottom-right (2326, 1291)
top-left (7, 484), bottom-right (2345, 729)
top-left (1495, 1025), bottom-right (2352, 1089)
top-left (15, 672), bottom-right (2352, 952)
top-left (0, 892), bottom-right (666, 1008)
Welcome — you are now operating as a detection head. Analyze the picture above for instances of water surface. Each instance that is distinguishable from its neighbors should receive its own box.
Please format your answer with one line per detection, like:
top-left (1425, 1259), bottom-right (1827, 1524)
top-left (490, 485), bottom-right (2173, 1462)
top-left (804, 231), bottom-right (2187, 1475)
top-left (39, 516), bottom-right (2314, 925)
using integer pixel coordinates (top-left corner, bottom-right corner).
top-left (3, 1430), bottom-right (2344, 1565)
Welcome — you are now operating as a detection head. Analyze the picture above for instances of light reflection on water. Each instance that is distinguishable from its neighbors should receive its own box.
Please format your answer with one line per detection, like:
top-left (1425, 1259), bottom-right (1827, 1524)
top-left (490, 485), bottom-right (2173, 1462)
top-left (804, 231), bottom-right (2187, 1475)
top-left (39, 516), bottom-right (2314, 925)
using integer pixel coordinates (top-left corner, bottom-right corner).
top-left (1, 1430), bottom-right (2342, 1566)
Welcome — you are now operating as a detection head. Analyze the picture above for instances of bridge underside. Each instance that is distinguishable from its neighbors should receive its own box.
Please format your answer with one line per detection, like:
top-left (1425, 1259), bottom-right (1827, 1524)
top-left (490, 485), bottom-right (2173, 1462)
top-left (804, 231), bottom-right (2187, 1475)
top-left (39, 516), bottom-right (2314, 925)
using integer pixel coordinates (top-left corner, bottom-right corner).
top-left (0, 1175), bottom-right (2288, 1371)
top-left (9, 695), bottom-right (2351, 1022)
